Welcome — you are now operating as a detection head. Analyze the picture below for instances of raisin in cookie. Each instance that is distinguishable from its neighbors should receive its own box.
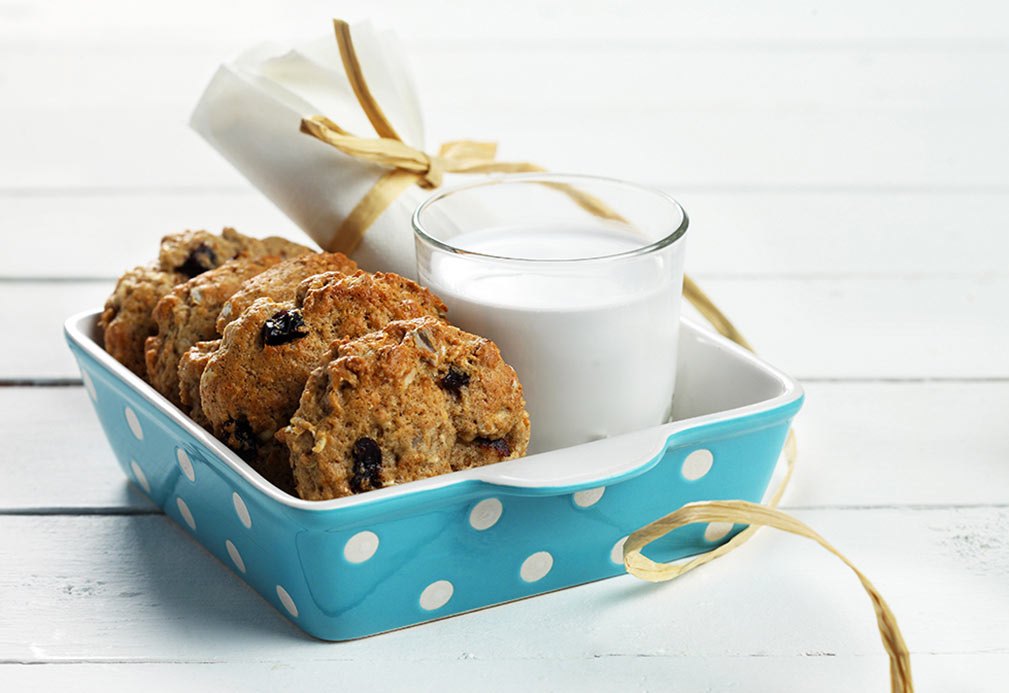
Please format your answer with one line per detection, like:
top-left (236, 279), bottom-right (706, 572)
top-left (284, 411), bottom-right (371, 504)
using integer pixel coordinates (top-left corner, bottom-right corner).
top-left (145, 255), bottom-right (290, 406)
top-left (278, 317), bottom-right (530, 500)
top-left (100, 227), bottom-right (310, 377)
top-left (199, 271), bottom-right (447, 486)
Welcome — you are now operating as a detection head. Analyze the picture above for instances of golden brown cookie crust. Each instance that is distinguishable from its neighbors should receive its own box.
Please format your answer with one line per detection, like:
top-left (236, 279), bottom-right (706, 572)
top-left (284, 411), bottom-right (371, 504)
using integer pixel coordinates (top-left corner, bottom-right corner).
top-left (99, 264), bottom-right (183, 377)
top-left (278, 317), bottom-right (530, 500)
top-left (157, 227), bottom-right (309, 277)
top-left (178, 339), bottom-right (219, 427)
top-left (215, 252), bottom-right (358, 333)
top-left (200, 271), bottom-right (447, 463)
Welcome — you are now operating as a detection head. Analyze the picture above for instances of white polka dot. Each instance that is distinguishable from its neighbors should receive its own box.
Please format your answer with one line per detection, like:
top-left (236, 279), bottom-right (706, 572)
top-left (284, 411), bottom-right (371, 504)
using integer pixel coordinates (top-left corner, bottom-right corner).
top-left (225, 540), bottom-right (246, 573)
top-left (130, 460), bottom-right (150, 493)
top-left (610, 536), bottom-right (629, 565)
top-left (520, 551), bottom-right (554, 583)
top-left (704, 522), bottom-right (733, 542)
top-left (469, 498), bottom-right (503, 530)
top-left (81, 370), bottom-right (97, 401)
top-left (682, 449), bottom-right (714, 481)
top-left (419, 580), bottom-right (454, 611)
top-left (124, 407), bottom-right (143, 440)
top-left (573, 486), bottom-right (605, 508)
top-left (177, 448), bottom-right (195, 482)
top-left (344, 531), bottom-right (379, 563)
top-left (233, 492), bottom-right (251, 529)
top-left (176, 497), bottom-right (196, 531)
top-left (276, 585), bottom-right (298, 617)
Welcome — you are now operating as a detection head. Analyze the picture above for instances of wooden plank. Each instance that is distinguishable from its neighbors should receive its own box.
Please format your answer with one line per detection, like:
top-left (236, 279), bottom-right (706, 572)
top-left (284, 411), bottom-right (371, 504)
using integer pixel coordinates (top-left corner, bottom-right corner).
top-left (0, 281), bottom-right (111, 380)
top-left (3, 3), bottom-right (1003, 688)
top-left (4, 190), bottom-right (1009, 279)
top-left (2, 654), bottom-right (1005, 692)
top-left (10, 278), bottom-right (1007, 380)
top-left (3, 382), bottom-right (1007, 512)
top-left (2, 44), bottom-right (1008, 188)
top-left (0, 387), bottom-right (152, 512)
top-left (0, 508), bottom-right (1004, 660)
top-left (0, 193), bottom-right (311, 279)
top-left (683, 276), bottom-right (1009, 380)
top-left (4, 0), bottom-right (1009, 43)
top-left (791, 382), bottom-right (1009, 507)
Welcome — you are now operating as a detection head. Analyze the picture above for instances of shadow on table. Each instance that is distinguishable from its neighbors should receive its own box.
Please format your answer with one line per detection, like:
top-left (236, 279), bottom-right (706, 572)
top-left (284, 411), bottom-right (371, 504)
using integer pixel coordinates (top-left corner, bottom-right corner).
top-left (120, 484), bottom-right (313, 645)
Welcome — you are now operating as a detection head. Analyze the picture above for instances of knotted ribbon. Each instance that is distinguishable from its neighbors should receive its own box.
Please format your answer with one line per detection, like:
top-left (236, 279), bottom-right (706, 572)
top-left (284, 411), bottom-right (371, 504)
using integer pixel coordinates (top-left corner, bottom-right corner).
top-left (299, 19), bottom-right (912, 692)
top-left (300, 20), bottom-right (622, 253)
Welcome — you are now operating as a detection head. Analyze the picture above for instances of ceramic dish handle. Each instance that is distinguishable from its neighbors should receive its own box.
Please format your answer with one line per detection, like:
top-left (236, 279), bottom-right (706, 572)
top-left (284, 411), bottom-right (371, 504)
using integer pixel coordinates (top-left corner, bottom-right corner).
top-left (465, 425), bottom-right (671, 493)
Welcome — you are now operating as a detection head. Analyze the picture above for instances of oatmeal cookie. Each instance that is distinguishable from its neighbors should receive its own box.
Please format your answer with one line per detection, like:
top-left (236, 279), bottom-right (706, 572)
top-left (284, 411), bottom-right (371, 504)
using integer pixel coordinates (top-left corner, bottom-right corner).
top-left (199, 271), bottom-right (447, 485)
top-left (145, 255), bottom-right (288, 406)
top-left (181, 342), bottom-right (296, 494)
top-left (99, 264), bottom-right (183, 377)
top-left (278, 317), bottom-right (530, 500)
top-left (100, 227), bottom-right (310, 377)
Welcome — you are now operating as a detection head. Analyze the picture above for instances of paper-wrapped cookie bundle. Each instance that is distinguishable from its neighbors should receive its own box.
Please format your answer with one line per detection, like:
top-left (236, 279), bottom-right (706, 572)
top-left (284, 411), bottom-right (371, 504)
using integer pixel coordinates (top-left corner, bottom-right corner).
top-left (100, 228), bottom-right (530, 497)
top-left (190, 21), bottom-right (430, 279)
top-left (191, 20), bottom-right (551, 281)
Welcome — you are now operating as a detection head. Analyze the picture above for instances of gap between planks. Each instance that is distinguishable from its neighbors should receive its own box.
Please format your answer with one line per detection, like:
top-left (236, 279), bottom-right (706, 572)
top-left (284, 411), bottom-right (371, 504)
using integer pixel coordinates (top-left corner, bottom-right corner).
top-left (7, 272), bottom-right (1009, 283)
top-left (6, 184), bottom-right (1009, 196)
top-left (3, 503), bottom-right (1009, 518)
top-left (6, 376), bottom-right (1009, 388)
top-left (0, 651), bottom-right (1002, 665)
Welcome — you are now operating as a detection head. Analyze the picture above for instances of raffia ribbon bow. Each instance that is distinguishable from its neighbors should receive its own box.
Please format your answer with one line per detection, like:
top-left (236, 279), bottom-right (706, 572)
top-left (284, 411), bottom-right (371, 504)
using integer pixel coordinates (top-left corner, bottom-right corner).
top-left (300, 19), bottom-right (912, 692)
top-left (300, 115), bottom-right (553, 253)
top-left (299, 120), bottom-right (503, 191)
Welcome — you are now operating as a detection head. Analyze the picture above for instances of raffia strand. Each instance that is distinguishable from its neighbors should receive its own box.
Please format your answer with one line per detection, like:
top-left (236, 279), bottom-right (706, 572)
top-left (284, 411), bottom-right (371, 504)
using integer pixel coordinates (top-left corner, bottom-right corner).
top-left (298, 18), bottom-right (913, 691)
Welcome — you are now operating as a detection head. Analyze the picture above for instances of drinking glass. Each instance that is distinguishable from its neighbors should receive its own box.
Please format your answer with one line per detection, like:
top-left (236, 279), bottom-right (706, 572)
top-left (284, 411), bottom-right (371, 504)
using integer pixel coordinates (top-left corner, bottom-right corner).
top-left (413, 173), bottom-right (688, 454)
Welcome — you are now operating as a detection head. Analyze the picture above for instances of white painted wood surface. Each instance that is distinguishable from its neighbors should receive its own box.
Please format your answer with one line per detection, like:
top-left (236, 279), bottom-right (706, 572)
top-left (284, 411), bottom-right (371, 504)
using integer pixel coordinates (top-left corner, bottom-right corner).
top-left (2, 1), bottom-right (1007, 690)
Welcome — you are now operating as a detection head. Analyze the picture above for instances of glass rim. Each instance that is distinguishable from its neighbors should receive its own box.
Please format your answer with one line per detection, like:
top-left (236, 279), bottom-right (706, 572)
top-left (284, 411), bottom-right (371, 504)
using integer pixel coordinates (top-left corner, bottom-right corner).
top-left (411, 172), bottom-right (689, 264)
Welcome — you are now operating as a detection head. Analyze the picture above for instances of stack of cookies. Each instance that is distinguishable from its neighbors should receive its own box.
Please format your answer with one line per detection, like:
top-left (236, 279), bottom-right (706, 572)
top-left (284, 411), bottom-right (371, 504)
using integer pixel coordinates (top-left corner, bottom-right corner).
top-left (100, 228), bottom-right (531, 498)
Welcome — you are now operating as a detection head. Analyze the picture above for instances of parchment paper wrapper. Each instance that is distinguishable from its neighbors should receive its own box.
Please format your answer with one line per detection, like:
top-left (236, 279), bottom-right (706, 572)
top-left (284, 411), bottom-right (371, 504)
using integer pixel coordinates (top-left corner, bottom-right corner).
top-left (190, 22), bottom-right (427, 278)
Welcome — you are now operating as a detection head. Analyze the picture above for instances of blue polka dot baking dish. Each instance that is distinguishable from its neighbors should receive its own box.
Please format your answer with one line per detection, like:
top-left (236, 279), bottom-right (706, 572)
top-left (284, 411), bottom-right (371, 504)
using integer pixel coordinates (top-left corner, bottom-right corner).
top-left (64, 310), bottom-right (802, 640)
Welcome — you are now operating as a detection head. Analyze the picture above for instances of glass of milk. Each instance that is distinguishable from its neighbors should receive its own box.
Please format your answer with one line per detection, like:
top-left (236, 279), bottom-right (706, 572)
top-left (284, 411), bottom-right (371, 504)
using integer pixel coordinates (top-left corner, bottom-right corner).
top-left (413, 174), bottom-right (688, 454)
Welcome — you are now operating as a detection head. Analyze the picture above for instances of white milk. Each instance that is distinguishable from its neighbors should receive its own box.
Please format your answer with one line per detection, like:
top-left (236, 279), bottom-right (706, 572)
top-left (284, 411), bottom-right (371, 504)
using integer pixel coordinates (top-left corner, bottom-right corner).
top-left (419, 223), bottom-right (684, 454)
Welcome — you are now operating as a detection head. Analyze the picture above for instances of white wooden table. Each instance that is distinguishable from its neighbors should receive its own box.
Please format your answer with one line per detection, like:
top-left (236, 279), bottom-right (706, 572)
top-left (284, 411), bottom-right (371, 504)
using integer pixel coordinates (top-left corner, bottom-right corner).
top-left (3, 2), bottom-right (1007, 690)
